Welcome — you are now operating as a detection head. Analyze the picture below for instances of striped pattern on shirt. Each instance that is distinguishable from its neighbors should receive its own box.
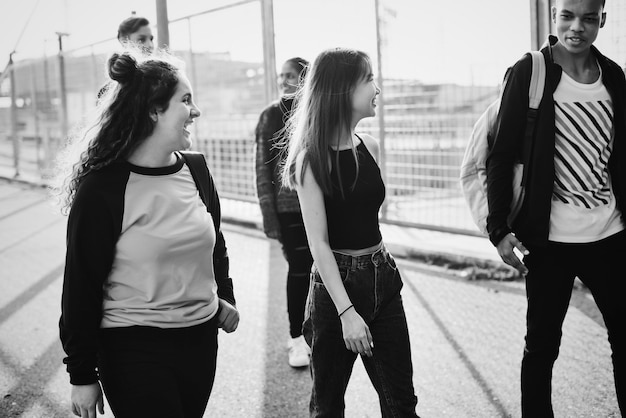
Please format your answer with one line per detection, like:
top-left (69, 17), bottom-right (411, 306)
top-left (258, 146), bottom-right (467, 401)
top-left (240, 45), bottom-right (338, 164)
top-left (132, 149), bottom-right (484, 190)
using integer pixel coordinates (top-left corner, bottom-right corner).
top-left (553, 98), bottom-right (614, 208)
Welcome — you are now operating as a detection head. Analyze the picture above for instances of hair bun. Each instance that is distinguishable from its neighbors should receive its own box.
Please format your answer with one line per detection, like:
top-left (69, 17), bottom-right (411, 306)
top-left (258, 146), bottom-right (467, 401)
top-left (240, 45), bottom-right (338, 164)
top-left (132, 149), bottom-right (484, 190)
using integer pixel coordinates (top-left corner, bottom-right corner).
top-left (108, 52), bottom-right (139, 84)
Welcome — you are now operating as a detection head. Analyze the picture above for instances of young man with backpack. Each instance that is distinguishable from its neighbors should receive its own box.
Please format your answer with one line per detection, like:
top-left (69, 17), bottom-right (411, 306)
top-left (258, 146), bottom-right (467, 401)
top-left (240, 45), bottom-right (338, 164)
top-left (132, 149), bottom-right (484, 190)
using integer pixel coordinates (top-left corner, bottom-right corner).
top-left (486, 0), bottom-right (626, 416)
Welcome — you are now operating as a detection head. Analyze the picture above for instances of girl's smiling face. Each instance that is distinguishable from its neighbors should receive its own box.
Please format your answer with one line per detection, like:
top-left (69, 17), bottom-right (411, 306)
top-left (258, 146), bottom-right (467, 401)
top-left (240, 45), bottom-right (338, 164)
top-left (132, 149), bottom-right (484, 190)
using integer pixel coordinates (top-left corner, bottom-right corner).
top-left (351, 68), bottom-right (380, 123)
top-left (126, 25), bottom-right (154, 53)
top-left (153, 72), bottom-right (201, 152)
top-left (278, 61), bottom-right (301, 96)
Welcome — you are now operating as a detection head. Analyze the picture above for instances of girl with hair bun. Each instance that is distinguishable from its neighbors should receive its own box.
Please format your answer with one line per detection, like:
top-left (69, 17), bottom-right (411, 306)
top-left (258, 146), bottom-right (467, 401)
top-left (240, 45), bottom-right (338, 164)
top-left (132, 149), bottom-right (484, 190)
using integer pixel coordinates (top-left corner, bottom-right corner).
top-left (55, 49), bottom-right (239, 418)
top-left (281, 48), bottom-right (419, 417)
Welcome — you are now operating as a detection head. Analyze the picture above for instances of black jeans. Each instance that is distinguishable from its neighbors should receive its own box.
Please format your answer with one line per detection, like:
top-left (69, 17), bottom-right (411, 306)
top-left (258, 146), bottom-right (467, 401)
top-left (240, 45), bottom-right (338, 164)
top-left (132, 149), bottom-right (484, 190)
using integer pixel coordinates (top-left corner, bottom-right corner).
top-left (521, 230), bottom-right (626, 417)
top-left (278, 212), bottom-right (314, 338)
top-left (98, 317), bottom-right (219, 418)
top-left (303, 245), bottom-right (418, 417)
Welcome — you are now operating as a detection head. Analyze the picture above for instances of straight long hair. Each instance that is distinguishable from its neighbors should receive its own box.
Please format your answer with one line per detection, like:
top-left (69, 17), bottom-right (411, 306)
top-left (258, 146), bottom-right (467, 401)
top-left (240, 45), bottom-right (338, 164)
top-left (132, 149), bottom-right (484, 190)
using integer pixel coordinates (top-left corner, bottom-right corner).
top-left (281, 48), bottom-right (372, 197)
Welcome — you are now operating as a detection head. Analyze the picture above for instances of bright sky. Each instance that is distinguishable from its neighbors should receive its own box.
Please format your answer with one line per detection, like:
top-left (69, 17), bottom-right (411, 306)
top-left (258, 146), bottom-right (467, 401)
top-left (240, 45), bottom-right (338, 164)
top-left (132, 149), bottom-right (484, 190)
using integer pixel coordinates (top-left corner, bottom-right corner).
top-left (0, 0), bottom-right (550, 86)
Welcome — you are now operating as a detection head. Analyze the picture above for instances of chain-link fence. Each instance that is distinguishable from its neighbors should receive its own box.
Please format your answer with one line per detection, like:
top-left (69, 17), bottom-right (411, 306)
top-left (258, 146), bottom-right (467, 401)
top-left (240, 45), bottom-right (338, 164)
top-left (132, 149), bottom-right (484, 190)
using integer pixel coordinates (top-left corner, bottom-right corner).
top-left (4, 0), bottom-right (624, 236)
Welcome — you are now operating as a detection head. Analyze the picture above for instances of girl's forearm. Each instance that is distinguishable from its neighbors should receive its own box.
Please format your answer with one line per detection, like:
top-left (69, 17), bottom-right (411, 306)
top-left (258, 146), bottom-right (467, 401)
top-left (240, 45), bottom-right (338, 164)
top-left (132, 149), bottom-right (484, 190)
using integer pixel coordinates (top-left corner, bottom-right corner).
top-left (309, 243), bottom-right (352, 314)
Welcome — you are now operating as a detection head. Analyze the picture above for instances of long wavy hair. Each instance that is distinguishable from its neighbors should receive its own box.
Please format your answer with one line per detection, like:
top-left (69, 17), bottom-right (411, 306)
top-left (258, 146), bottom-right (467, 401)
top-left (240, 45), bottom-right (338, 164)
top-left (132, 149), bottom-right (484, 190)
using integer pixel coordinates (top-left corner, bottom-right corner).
top-left (280, 48), bottom-right (372, 197)
top-left (51, 48), bottom-right (183, 213)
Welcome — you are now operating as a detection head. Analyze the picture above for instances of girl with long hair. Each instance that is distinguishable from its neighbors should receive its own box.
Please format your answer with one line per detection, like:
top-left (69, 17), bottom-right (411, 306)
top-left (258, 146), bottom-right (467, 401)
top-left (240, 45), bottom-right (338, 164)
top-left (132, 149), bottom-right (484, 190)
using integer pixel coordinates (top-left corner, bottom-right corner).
top-left (54, 48), bottom-right (239, 418)
top-left (281, 47), bottom-right (419, 417)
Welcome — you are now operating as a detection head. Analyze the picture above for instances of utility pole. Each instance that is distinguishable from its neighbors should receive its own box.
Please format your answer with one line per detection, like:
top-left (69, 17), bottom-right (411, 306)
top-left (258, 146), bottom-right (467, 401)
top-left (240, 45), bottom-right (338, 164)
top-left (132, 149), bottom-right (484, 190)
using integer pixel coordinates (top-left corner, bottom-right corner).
top-left (261, 0), bottom-right (278, 103)
top-left (9, 52), bottom-right (20, 177)
top-left (56, 32), bottom-right (69, 140)
top-left (42, 39), bottom-right (53, 175)
top-left (155, 0), bottom-right (170, 49)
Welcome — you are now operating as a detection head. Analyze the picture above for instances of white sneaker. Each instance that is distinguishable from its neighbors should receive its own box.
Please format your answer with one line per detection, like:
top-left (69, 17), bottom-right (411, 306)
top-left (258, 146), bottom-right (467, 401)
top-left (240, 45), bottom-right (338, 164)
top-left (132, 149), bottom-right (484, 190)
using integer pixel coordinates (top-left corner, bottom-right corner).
top-left (288, 335), bottom-right (310, 368)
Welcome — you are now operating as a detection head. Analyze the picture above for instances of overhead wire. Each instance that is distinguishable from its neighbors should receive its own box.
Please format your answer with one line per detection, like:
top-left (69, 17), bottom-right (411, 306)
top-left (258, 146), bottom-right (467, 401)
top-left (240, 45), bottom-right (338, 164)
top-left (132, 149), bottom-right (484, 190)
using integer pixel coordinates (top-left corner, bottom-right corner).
top-left (12, 0), bottom-right (43, 55)
top-left (0, 0), bottom-right (42, 84)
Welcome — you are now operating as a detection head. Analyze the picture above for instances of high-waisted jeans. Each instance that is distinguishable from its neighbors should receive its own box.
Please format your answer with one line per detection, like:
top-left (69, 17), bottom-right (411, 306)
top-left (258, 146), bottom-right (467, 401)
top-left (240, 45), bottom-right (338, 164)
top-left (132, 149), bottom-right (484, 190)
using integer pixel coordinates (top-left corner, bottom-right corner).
top-left (303, 245), bottom-right (419, 417)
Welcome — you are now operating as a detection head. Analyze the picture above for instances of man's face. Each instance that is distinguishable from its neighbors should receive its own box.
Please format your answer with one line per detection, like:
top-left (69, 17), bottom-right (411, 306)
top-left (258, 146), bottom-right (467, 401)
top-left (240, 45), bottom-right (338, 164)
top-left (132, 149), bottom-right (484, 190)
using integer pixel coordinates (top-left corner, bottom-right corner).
top-left (127, 25), bottom-right (154, 54)
top-left (552, 0), bottom-right (605, 55)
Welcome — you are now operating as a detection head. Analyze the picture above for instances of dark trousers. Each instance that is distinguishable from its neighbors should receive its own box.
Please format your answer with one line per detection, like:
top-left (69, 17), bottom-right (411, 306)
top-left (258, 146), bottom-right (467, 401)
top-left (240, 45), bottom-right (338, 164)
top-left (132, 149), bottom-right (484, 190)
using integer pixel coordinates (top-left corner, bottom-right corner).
top-left (521, 230), bottom-right (626, 417)
top-left (278, 212), bottom-right (314, 338)
top-left (303, 245), bottom-right (418, 417)
top-left (98, 317), bottom-right (219, 418)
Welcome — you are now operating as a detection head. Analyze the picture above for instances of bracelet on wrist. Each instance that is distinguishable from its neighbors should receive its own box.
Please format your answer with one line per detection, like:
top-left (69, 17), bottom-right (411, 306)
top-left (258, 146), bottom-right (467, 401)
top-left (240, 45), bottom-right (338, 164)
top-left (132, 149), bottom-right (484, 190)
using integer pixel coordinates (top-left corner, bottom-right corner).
top-left (338, 304), bottom-right (354, 317)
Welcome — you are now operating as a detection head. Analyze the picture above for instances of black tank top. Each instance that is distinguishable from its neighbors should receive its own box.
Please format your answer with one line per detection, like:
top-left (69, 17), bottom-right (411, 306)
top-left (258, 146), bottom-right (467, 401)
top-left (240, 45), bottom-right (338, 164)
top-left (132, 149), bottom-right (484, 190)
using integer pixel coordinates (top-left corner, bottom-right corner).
top-left (324, 136), bottom-right (385, 249)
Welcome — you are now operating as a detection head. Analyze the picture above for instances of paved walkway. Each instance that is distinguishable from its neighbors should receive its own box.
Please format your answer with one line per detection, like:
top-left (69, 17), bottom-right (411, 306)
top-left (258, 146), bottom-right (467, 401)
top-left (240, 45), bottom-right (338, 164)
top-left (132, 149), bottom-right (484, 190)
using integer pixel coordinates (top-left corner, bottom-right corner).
top-left (0, 179), bottom-right (621, 417)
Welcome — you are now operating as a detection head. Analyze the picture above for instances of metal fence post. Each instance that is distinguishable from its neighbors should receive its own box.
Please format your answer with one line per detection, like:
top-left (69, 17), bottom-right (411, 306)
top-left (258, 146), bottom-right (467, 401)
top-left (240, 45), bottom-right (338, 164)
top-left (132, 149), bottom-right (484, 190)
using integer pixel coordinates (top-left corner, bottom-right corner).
top-left (9, 53), bottom-right (20, 177)
top-left (186, 18), bottom-right (200, 140)
top-left (261, 0), bottom-right (278, 104)
top-left (375, 0), bottom-right (388, 219)
top-left (29, 63), bottom-right (41, 170)
top-left (42, 43), bottom-right (54, 176)
top-left (530, 0), bottom-right (552, 50)
top-left (56, 32), bottom-right (69, 140)
top-left (156, 0), bottom-right (171, 49)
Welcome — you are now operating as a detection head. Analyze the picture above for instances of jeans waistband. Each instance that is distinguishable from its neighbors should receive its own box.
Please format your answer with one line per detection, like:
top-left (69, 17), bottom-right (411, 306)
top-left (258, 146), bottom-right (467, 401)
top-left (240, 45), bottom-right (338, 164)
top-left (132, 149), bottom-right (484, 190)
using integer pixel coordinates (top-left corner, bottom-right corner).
top-left (332, 243), bottom-right (392, 270)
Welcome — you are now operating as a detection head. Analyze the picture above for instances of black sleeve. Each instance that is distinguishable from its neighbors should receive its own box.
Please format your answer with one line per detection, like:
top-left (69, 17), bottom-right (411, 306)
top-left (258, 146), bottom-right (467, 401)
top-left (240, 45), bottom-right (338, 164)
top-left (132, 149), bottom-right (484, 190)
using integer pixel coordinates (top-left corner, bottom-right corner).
top-left (206, 173), bottom-right (236, 306)
top-left (59, 172), bottom-right (124, 385)
top-left (254, 105), bottom-right (282, 231)
top-left (486, 56), bottom-right (531, 246)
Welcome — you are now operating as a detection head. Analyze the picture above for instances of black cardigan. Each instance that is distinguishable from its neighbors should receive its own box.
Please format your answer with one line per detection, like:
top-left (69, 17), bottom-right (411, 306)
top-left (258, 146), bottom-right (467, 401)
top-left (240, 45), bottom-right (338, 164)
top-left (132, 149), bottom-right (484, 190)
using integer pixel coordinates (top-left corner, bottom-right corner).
top-left (59, 151), bottom-right (234, 385)
top-left (486, 36), bottom-right (626, 247)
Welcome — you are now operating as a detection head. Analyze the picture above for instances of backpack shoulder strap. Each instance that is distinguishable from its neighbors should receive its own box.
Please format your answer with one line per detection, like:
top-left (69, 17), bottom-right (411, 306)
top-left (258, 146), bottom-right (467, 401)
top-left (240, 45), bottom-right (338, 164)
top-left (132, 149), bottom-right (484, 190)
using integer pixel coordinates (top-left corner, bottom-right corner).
top-left (519, 51), bottom-right (546, 186)
top-left (527, 50), bottom-right (546, 109)
top-left (179, 151), bottom-right (222, 231)
top-left (180, 151), bottom-right (210, 206)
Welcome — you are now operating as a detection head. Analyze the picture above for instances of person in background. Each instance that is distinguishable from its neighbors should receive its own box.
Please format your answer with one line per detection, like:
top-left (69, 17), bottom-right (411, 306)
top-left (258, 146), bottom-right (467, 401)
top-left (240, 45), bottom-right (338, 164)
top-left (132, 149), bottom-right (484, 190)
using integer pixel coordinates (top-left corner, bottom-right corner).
top-left (486, 0), bottom-right (626, 415)
top-left (281, 47), bottom-right (419, 417)
top-left (117, 14), bottom-right (154, 53)
top-left (97, 15), bottom-right (154, 101)
top-left (255, 57), bottom-right (313, 368)
top-left (54, 48), bottom-right (239, 418)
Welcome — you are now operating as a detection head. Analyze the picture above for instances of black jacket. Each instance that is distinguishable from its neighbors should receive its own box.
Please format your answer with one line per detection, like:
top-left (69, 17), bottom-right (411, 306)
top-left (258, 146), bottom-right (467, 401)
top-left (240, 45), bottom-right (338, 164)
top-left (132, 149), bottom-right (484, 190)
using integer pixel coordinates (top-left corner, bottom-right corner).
top-left (60, 152), bottom-right (234, 385)
top-left (486, 36), bottom-right (626, 247)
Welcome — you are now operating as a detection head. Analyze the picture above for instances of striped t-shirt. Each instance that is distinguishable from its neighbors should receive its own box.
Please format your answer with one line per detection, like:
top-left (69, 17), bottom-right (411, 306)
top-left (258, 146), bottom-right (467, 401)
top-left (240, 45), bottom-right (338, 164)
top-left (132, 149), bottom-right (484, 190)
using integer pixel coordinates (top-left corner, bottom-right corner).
top-left (549, 67), bottom-right (624, 242)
